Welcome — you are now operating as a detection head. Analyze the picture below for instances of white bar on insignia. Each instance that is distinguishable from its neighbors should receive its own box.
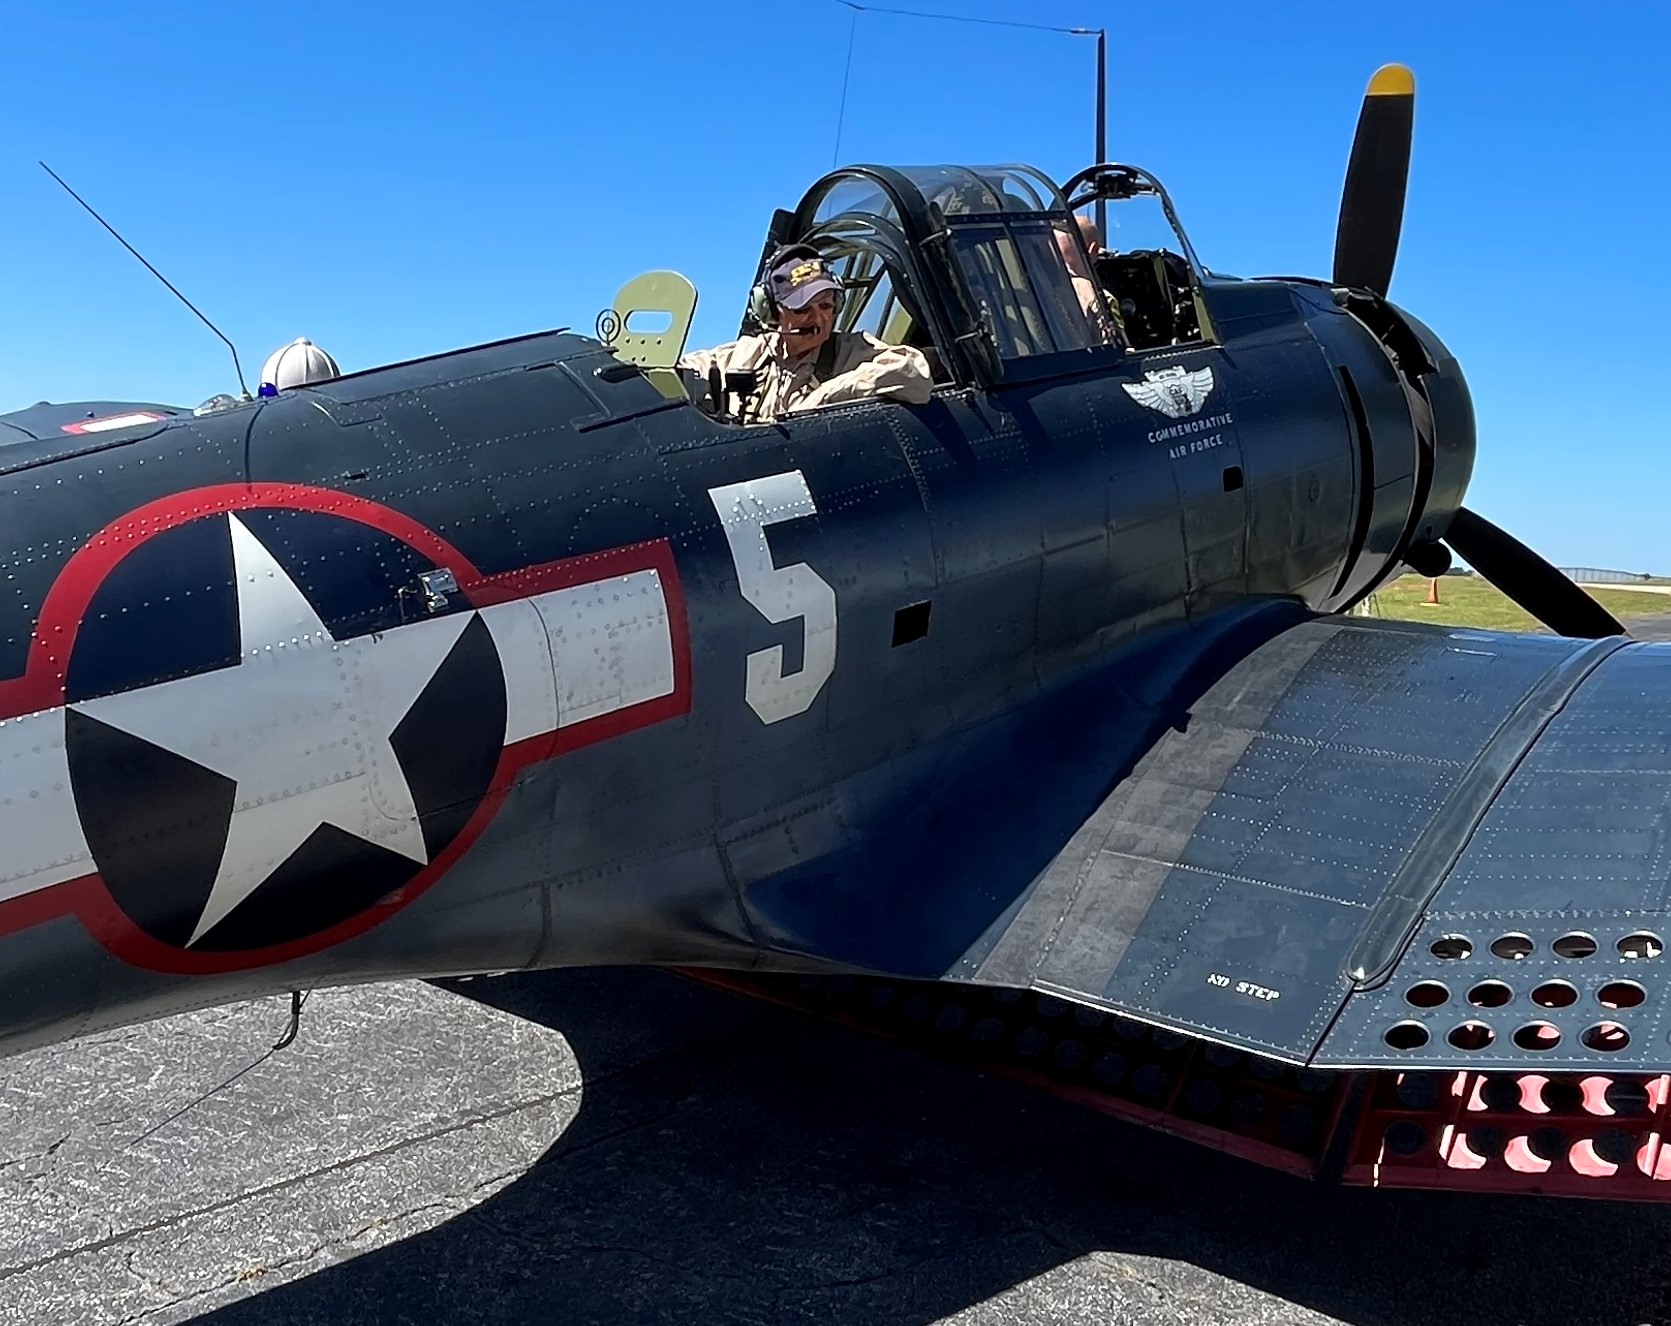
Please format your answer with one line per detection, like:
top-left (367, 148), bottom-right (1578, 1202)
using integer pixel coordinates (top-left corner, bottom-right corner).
top-left (71, 412), bottom-right (161, 433)
top-left (0, 707), bottom-right (94, 902)
top-left (538, 569), bottom-right (675, 729)
top-left (479, 598), bottom-right (560, 744)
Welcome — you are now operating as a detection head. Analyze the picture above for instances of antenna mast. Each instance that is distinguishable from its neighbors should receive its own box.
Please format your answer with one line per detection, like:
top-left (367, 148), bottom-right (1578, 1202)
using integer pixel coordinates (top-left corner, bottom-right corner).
top-left (39, 161), bottom-right (252, 400)
top-left (830, 4), bottom-right (1107, 214)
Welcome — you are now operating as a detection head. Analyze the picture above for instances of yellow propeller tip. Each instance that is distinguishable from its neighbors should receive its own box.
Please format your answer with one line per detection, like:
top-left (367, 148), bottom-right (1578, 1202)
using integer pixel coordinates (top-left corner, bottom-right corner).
top-left (1368, 63), bottom-right (1415, 97)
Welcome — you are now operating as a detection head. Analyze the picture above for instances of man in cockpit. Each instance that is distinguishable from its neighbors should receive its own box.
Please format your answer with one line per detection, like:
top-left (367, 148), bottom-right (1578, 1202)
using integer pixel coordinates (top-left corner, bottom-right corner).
top-left (1054, 215), bottom-right (1119, 344)
top-left (679, 246), bottom-right (932, 422)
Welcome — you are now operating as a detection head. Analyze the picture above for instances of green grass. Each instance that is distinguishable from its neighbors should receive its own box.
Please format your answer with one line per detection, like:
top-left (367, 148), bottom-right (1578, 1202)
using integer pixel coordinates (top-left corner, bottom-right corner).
top-left (1366, 574), bottom-right (1670, 633)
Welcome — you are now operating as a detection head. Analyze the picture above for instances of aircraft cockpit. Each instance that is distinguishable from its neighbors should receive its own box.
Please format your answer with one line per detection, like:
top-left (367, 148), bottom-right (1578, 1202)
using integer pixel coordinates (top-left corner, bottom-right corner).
top-left (598, 160), bottom-right (1217, 419)
top-left (767, 162), bottom-right (1125, 391)
top-left (1062, 164), bottom-right (1217, 352)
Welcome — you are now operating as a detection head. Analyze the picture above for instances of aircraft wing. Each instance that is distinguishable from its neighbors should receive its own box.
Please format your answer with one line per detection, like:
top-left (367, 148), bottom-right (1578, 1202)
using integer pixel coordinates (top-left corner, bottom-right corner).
top-left (955, 611), bottom-right (1671, 1073)
top-left (0, 400), bottom-right (185, 444)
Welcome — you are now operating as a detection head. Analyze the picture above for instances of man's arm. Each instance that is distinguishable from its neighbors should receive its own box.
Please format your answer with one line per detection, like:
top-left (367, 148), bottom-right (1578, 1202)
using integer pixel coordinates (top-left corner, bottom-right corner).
top-left (1071, 275), bottom-right (1121, 346)
top-left (679, 335), bottom-right (777, 384)
top-left (793, 333), bottom-right (933, 411)
top-left (677, 341), bottom-right (730, 379)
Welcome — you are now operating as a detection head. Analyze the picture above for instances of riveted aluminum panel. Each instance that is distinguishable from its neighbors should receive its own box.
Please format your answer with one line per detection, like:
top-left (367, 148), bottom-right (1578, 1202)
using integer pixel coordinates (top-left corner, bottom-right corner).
top-left (1320, 639), bottom-right (1671, 1071)
top-left (967, 614), bottom-right (1595, 1063)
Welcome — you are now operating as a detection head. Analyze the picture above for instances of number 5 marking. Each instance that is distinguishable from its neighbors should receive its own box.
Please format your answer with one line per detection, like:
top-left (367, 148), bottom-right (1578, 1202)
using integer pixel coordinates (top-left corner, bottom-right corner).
top-left (708, 471), bottom-right (837, 724)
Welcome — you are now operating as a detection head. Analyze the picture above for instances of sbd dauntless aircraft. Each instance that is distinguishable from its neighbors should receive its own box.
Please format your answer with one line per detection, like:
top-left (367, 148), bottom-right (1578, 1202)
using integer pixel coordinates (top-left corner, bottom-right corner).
top-left (1, 66), bottom-right (1665, 1178)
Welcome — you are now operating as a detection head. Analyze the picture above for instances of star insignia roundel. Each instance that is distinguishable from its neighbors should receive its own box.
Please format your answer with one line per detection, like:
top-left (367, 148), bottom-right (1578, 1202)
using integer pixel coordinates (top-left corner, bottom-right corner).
top-left (61, 503), bottom-right (508, 954)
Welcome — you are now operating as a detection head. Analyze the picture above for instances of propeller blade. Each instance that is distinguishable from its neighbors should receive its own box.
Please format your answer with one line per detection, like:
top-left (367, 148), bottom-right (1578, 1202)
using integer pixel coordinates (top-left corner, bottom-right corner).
top-left (1332, 64), bottom-right (1415, 296)
top-left (1443, 506), bottom-right (1625, 639)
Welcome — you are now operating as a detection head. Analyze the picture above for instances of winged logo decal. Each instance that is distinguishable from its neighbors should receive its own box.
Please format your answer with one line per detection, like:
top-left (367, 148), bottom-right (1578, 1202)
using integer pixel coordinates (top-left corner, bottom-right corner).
top-left (1123, 365), bottom-right (1216, 419)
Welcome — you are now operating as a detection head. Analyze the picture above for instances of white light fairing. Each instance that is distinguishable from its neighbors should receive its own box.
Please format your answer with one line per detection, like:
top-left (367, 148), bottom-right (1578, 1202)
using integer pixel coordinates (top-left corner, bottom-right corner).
top-left (479, 569), bottom-right (677, 736)
top-left (479, 598), bottom-right (559, 744)
top-left (65, 412), bottom-right (165, 434)
top-left (0, 516), bottom-right (679, 942)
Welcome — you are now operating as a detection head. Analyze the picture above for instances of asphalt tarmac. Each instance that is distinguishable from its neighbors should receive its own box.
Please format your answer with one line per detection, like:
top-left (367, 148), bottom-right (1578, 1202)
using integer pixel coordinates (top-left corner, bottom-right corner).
top-left (5, 967), bottom-right (1671, 1326)
top-left (1630, 612), bottom-right (1671, 642)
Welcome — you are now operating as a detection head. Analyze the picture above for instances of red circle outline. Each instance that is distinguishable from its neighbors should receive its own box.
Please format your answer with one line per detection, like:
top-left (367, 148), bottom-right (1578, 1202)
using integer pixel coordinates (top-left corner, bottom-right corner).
top-left (1, 482), bottom-right (483, 719)
top-left (0, 482), bottom-right (691, 975)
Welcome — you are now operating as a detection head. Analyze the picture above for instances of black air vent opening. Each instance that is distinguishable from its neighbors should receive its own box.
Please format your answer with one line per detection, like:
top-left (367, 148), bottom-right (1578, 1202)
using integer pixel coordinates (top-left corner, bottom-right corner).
top-left (892, 601), bottom-right (932, 647)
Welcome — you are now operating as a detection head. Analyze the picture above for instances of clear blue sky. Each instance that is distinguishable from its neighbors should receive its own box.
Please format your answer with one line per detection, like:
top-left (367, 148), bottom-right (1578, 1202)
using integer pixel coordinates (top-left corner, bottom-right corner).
top-left (2, 0), bottom-right (1665, 569)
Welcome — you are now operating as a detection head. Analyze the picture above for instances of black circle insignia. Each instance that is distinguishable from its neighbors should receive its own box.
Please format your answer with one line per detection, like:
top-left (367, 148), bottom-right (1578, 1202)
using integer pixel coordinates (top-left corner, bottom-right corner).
top-left (62, 507), bottom-right (508, 953)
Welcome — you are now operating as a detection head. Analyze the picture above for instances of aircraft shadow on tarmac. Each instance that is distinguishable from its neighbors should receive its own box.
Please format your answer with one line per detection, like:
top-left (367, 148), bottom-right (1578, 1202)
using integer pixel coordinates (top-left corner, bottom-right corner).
top-left (191, 966), bottom-right (1671, 1326)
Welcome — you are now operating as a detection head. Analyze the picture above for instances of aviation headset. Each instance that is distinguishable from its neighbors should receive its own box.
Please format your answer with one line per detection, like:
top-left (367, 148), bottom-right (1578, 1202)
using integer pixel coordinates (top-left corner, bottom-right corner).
top-left (747, 243), bottom-right (846, 327)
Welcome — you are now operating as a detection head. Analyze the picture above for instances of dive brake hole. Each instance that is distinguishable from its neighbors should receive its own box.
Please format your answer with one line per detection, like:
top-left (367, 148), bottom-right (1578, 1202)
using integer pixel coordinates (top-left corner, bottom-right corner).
top-left (1619, 932), bottom-right (1663, 960)
top-left (1531, 981), bottom-right (1578, 1009)
top-left (1467, 981), bottom-right (1512, 1009)
top-left (1448, 1022), bottom-right (1495, 1051)
top-left (1404, 981), bottom-right (1449, 1008)
top-left (1581, 1022), bottom-right (1630, 1053)
top-left (1384, 1021), bottom-right (1430, 1051)
top-left (1598, 981), bottom-right (1646, 1010)
top-left (1554, 932), bottom-right (1598, 959)
top-left (1491, 934), bottom-right (1533, 961)
top-left (1513, 1022), bottom-right (1561, 1051)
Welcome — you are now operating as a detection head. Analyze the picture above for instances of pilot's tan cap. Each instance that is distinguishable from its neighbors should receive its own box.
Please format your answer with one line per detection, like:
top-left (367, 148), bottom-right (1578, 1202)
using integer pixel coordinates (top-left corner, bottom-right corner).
top-left (261, 337), bottom-right (340, 390)
top-left (768, 254), bottom-right (841, 311)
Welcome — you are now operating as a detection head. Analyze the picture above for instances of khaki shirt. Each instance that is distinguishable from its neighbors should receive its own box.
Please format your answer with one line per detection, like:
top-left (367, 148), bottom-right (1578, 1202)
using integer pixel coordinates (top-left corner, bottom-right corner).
top-left (680, 330), bottom-right (932, 421)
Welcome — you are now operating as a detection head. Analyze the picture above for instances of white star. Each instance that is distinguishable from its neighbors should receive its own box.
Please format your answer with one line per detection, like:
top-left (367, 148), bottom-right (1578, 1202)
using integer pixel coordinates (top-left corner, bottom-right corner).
top-left (72, 513), bottom-right (474, 946)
